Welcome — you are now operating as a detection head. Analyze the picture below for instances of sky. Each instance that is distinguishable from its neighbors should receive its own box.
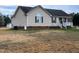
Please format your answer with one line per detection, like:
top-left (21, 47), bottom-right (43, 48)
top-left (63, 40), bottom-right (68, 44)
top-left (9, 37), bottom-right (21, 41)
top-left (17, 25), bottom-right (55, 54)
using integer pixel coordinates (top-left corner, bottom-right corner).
top-left (0, 5), bottom-right (79, 16)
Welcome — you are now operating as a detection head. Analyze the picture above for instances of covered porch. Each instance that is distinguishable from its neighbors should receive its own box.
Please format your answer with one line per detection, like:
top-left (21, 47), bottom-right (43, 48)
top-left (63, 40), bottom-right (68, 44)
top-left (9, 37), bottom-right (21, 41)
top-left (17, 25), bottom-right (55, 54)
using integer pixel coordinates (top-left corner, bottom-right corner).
top-left (57, 17), bottom-right (73, 28)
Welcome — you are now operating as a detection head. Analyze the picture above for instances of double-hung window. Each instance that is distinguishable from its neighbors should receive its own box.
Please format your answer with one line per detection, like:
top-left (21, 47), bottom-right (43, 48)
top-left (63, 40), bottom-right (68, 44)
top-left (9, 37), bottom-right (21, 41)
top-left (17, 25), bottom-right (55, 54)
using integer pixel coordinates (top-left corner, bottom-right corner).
top-left (51, 17), bottom-right (56, 23)
top-left (35, 13), bottom-right (43, 23)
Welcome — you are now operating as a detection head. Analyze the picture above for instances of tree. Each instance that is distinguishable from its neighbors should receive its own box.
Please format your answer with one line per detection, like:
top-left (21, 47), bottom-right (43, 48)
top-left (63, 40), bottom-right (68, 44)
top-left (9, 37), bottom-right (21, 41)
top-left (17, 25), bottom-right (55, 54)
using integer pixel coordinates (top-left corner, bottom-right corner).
top-left (0, 13), bottom-right (5, 26)
top-left (73, 13), bottom-right (79, 26)
top-left (4, 15), bottom-right (11, 26)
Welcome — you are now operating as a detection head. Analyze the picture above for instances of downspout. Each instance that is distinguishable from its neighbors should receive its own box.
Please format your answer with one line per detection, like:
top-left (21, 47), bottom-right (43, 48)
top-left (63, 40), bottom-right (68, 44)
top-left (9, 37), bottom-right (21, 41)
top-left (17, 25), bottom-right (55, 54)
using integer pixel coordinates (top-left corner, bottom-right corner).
top-left (24, 13), bottom-right (27, 30)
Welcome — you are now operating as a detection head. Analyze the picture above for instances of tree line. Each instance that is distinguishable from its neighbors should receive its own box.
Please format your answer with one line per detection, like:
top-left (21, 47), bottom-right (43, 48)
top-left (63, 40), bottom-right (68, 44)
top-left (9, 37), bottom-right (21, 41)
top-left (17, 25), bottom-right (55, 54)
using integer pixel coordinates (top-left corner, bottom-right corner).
top-left (0, 13), bottom-right (11, 26)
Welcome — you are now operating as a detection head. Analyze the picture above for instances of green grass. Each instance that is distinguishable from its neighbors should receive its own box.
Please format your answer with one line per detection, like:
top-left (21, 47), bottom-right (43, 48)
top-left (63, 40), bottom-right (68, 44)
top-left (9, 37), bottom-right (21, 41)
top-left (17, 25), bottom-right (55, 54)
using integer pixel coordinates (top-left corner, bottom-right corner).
top-left (1, 27), bottom-right (79, 35)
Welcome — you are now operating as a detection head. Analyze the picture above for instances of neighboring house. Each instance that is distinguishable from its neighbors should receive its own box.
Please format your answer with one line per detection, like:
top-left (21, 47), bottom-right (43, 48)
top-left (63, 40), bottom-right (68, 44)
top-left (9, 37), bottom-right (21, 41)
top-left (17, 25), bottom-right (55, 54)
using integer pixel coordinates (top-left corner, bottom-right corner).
top-left (11, 5), bottom-right (73, 30)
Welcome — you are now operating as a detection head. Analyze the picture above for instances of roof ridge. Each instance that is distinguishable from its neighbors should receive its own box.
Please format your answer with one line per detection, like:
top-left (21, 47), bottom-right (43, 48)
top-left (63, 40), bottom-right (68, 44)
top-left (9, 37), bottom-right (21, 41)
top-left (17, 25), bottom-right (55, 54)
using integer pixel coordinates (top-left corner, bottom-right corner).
top-left (19, 6), bottom-right (64, 11)
top-left (18, 6), bottom-right (33, 8)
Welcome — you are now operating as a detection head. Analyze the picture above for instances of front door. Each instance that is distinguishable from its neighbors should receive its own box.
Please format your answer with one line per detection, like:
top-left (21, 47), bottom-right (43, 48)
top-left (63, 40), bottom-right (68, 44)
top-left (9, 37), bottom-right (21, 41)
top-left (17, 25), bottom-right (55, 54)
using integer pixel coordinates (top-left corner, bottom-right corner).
top-left (59, 17), bottom-right (63, 24)
top-left (59, 17), bottom-right (63, 27)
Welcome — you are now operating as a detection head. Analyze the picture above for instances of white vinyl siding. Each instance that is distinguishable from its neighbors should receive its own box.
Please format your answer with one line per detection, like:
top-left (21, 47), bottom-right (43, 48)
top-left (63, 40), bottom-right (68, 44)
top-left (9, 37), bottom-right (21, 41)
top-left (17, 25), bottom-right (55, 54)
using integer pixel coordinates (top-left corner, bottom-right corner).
top-left (12, 8), bottom-right (27, 27)
top-left (27, 7), bottom-right (51, 26)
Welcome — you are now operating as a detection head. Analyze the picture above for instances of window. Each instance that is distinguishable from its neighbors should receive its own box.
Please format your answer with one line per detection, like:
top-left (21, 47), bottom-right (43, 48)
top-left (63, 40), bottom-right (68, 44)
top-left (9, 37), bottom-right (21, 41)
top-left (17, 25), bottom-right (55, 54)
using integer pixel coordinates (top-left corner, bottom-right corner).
top-left (51, 17), bottom-right (56, 23)
top-left (41, 16), bottom-right (43, 23)
top-left (35, 13), bottom-right (43, 23)
top-left (35, 16), bottom-right (39, 23)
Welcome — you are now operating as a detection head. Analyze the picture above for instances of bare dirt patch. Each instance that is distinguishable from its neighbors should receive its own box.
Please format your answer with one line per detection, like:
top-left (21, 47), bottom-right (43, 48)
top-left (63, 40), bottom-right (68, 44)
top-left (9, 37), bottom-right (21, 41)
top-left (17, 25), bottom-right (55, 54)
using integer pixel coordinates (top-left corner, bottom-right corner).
top-left (0, 28), bottom-right (79, 52)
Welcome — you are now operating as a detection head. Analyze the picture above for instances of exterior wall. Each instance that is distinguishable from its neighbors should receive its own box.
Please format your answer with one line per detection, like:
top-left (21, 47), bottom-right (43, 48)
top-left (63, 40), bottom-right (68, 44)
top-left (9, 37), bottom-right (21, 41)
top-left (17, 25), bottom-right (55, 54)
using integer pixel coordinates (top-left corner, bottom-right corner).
top-left (27, 6), bottom-right (73, 28)
top-left (50, 17), bottom-right (61, 27)
top-left (27, 7), bottom-right (52, 27)
top-left (11, 8), bottom-right (27, 27)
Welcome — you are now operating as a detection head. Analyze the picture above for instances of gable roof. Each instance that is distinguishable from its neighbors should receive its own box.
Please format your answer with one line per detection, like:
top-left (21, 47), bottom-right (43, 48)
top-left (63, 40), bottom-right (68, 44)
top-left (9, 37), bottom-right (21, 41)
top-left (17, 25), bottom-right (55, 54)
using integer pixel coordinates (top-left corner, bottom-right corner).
top-left (12, 5), bottom-right (69, 18)
top-left (11, 6), bottom-right (33, 18)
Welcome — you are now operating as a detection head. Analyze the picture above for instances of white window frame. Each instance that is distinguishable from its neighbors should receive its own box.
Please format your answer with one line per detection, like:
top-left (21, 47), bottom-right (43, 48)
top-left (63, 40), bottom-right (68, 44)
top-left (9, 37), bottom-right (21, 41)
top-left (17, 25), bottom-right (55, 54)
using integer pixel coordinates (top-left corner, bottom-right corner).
top-left (35, 13), bottom-right (43, 23)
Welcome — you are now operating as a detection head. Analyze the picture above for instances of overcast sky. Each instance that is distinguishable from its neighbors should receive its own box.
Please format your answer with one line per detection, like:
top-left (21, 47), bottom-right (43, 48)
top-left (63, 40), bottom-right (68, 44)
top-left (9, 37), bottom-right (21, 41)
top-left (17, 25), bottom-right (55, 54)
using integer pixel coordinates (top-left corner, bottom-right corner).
top-left (0, 5), bottom-right (79, 16)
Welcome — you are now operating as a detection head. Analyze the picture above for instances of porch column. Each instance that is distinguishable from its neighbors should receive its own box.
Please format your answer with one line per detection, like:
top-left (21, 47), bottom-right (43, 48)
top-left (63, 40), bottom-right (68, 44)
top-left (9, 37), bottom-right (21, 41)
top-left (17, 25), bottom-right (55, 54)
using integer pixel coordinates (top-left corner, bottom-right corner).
top-left (24, 26), bottom-right (27, 30)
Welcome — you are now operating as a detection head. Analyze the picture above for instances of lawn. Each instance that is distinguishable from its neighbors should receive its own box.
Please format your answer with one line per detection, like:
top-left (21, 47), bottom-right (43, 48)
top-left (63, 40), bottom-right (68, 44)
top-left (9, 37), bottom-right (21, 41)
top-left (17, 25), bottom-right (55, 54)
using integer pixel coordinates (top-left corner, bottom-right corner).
top-left (0, 28), bottom-right (79, 52)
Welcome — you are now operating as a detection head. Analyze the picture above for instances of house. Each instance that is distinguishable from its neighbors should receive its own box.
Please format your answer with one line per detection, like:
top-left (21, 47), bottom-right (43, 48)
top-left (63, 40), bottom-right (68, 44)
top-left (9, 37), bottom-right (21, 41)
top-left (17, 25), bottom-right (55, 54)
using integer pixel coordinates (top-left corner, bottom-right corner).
top-left (11, 5), bottom-right (73, 30)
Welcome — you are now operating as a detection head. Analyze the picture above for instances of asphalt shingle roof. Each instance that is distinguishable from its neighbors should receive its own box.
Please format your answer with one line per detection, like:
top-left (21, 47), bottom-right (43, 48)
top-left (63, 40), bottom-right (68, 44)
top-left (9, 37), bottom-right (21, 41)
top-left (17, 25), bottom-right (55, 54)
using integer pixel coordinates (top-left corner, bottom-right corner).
top-left (19, 6), bottom-right (33, 13)
top-left (45, 9), bottom-right (69, 16)
top-left (19, 6), bottom-right (69, 16)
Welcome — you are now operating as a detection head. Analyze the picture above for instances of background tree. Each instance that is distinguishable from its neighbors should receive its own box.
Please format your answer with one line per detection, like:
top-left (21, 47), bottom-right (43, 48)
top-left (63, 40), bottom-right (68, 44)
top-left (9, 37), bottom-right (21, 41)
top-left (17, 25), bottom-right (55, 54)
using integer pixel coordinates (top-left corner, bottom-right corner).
top-left (73, 13), bottom-right (79, 26)
top-left (0, 13), bottom-right (5, 26)
top-left (4, 15), bottom-right (11, 26)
